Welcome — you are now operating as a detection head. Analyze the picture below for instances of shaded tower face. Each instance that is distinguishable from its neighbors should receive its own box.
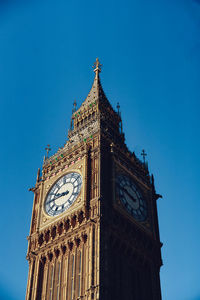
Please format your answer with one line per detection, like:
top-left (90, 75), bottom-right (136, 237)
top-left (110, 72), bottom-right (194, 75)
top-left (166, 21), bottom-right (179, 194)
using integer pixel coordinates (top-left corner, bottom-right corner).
top-left (26, 59), bottom-right (163, 300)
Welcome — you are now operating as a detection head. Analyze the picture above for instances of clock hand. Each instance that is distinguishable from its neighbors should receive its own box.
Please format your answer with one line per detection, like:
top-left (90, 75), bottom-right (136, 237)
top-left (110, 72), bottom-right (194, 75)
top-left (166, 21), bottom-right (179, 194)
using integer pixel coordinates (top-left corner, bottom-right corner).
top-left (60, 190), bottom-right (70, 197)
top-left (46, 190), bottom-right (70, 205)
top-left (46, 198), bottom-right (54, 205)
top-left (54, 190), bottom-right (69, 200)
top-left (121, 187), bottom-right (137, 203)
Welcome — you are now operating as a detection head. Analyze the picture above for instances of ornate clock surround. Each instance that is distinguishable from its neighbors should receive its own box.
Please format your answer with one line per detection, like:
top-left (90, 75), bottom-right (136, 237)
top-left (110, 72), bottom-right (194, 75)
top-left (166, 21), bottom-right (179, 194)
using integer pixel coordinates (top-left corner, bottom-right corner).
top-left (111, 147), bottom-right (154, 234)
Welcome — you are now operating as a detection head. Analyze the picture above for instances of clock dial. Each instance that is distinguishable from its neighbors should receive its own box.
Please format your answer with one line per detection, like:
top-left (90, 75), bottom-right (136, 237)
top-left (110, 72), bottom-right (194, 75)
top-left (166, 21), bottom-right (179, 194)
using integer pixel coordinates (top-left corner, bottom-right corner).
top-left (45, 172), bottom-right (82, 217)
top-left (116, 174), bottom-right (147, 222)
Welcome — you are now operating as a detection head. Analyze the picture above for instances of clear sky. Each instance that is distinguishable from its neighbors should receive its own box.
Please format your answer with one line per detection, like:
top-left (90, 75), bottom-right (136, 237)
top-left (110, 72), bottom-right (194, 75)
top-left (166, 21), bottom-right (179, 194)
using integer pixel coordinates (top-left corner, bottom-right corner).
top-left (0, 0), bottom-right (199, 299)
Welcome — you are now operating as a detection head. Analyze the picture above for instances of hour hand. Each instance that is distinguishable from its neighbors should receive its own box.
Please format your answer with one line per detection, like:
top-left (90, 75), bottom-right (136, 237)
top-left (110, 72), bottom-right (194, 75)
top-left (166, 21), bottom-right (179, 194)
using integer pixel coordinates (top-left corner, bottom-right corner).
top-left (61, 190), bottom-right (69, 197)
top-left (121, 187), bottom-right (137, 203)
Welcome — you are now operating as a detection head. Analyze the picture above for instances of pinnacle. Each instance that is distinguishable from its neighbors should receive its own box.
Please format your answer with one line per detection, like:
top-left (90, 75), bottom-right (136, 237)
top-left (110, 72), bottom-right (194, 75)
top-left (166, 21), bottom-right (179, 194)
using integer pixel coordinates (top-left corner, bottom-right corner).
top-left (77, 58), bottom-right (110, 111)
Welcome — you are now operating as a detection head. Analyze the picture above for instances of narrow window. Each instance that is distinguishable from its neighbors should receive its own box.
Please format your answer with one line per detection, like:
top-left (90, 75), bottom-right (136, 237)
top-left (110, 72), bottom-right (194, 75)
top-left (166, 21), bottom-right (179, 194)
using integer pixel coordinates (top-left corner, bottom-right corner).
top-left (56, 262), bottom-right (61, 300)
top-left (45, 264), bottom-right (50, 299)
top-left (81, 246), bottom-right (85, 295)
top-left (71, 255), bottom-right (74, 300)
top-left (78, 251), bottom-right (82, 297)
top-left (92, 226), bottom-right (95, 286)
top-left (65, 255), bottom-right (70, 300)
top-left (36, 260), bottom-right (44, 300)
top-left (49, 265), bottom-right (54, 300)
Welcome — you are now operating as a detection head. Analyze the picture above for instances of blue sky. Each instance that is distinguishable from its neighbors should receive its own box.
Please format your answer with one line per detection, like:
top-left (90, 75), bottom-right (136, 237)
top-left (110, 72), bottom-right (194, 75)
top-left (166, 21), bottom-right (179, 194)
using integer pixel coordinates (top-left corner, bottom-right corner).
top-left (0, 0), bottom-right (199, 299)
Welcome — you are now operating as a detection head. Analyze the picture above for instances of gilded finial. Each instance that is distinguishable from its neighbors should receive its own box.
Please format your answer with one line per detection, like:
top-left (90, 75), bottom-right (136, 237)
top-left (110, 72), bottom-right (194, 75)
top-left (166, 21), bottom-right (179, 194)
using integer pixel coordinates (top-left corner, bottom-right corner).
top-left (72, 100), bottom-right (77, 113)
top-left (45, 144), bottom-right (51, 158)
top-left (92, 58), bottom-right (102, 75)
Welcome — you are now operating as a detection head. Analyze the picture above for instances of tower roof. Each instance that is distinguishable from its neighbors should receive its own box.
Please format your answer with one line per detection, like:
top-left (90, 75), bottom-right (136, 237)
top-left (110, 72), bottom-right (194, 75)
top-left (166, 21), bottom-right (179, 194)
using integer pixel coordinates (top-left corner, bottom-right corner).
top-left (76, 58), bottom-right (110, 111)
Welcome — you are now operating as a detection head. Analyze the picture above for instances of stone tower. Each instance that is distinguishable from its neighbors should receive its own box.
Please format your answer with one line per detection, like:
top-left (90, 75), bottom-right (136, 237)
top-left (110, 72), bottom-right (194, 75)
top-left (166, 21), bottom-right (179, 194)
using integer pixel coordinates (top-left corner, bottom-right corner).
top-left (26, 59), bottom-right (163, 300)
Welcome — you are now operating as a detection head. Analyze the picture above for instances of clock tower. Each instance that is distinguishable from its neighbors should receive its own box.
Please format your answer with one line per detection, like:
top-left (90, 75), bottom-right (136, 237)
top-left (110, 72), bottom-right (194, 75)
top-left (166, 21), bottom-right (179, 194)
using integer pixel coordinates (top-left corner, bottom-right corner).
top-left (26, 59), bottom-right (163, 300)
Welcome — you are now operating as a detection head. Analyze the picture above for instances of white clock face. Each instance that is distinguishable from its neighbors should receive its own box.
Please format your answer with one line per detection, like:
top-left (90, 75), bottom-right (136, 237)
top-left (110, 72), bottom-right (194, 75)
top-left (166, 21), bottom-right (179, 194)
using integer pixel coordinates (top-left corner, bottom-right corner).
top-left (45, 172), bottom-right (82, 217)
top-left (116, 174), bottom-right (147, 222)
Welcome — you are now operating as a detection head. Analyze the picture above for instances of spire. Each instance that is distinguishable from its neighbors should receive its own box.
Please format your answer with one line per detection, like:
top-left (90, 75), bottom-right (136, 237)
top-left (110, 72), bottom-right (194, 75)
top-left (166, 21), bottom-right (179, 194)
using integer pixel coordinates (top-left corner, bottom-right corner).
top-left (77, 58), bottom-right (110, 110)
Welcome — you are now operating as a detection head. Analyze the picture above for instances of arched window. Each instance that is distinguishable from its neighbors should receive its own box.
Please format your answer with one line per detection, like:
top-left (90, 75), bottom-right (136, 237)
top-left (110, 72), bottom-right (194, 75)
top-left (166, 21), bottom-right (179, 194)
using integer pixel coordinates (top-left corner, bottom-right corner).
top-left (56, 261), bottom-right (61, 300)
top-left (77, 250), bottom-right (82, 297)
top-left (70, 255), bottom-right (74, 300)
top-left (49, 265), bottom-right (54, 300)
top-left (36, 260), bottom-right (44, 300)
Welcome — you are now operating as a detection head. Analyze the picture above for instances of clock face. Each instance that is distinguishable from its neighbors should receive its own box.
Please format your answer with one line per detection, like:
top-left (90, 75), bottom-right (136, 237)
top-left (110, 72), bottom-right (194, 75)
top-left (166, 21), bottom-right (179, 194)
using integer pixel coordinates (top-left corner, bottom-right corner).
top-left (116, 174), bottom-right (147, 222)
top-left (45, 172), bottom-right (82, 217)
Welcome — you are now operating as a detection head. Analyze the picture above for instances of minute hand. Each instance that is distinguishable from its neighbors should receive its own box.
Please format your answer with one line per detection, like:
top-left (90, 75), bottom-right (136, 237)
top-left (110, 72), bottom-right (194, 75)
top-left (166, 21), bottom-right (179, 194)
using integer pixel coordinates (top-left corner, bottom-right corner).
top-left (54, 190), bottom-right (69, 200)
top-left (121, 187), bottom-right (137, 203)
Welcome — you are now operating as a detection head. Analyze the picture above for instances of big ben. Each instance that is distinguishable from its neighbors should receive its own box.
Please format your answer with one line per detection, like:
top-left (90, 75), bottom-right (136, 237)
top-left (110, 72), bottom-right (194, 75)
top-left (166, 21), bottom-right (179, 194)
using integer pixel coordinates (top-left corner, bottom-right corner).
top-left (26, 59), bottom-right (163, 300)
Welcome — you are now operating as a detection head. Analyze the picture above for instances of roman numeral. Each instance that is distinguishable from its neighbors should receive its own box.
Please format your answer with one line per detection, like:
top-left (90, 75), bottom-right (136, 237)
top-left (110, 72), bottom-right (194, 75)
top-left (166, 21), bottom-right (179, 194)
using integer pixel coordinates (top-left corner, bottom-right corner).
top-left (72, 192), bottom-right (78, 196)
top-left (46, 199), bottom-right (54, 205)
top-left (51, 205), bottom-right (56, 210)
top-left (55, 183), bottom-right (60, 189)
top-left (47, 208), bottom-right (51, 214)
